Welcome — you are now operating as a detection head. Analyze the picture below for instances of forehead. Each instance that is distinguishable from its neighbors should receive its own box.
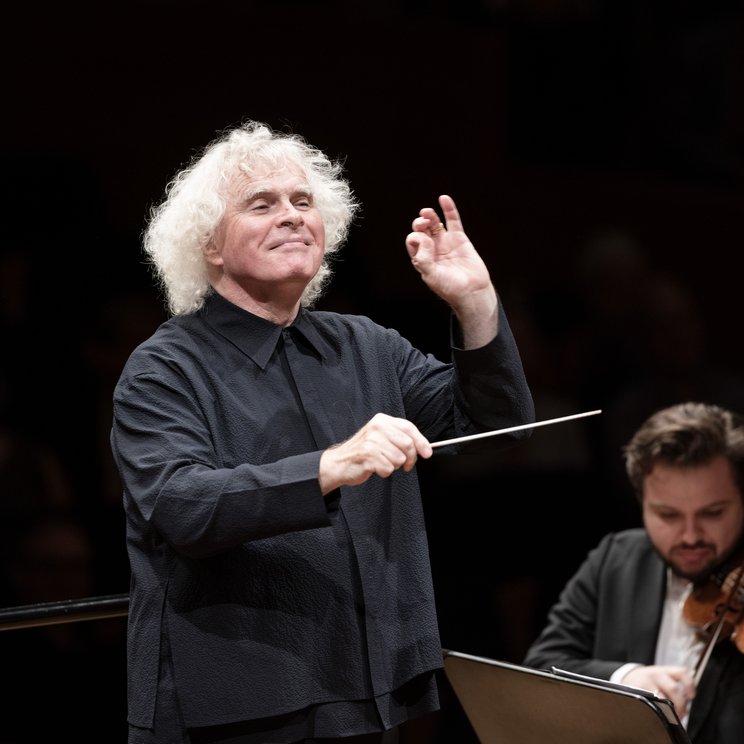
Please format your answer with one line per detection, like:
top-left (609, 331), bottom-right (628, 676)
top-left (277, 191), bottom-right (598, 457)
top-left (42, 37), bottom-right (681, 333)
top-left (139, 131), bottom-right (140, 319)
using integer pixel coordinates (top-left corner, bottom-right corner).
top-left (644, 455), bottom-right (742, 508)
top-left (228, 160), bottom-right (309, 196)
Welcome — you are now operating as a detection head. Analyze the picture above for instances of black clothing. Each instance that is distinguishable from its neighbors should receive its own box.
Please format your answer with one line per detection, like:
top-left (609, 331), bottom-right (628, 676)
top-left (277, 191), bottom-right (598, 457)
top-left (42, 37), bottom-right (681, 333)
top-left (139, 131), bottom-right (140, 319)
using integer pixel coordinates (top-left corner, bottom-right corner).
top-left (523, 529), bottom-right (744, 744)
top-left (112, 292), bottom-right (534, 740)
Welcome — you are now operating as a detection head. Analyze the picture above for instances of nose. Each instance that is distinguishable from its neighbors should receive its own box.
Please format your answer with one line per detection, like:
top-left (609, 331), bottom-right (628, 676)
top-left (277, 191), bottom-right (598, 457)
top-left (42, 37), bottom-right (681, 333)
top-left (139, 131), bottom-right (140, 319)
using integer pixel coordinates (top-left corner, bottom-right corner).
top-left (680, 516), bottom-right (704, 544)
top-left (278, 201), bottom-right (304, 228)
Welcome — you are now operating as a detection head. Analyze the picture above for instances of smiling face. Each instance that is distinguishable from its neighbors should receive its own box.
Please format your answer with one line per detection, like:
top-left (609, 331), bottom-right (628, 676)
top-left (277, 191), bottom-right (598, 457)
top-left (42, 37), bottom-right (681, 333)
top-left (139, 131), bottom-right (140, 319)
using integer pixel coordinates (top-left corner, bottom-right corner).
top-left (204, 160), bottom-right (326, 319)
top-left (642, 454), bottom-right (744, 581)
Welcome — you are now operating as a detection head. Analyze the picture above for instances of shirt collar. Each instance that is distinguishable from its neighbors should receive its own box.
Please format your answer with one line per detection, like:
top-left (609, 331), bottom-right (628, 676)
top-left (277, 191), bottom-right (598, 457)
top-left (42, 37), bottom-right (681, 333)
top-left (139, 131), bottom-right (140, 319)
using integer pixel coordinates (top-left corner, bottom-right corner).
top-left (201, 292), bottom-right (328, 369)
top-left (666, 567), bottom-right (693, 602)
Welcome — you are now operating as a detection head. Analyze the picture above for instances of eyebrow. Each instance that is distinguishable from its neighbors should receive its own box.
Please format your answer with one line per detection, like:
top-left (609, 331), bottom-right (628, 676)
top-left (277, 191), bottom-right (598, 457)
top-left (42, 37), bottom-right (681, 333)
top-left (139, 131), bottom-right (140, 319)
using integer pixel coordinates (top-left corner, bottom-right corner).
top-left (243, 184), bottom-right (313, 202)
top-left (648, 499), bottom-right (731, 513)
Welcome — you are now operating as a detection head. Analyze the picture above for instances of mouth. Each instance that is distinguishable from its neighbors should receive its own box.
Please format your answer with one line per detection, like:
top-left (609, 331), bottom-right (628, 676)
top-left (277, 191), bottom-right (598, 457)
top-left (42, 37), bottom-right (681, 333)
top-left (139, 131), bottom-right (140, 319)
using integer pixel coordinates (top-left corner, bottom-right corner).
top-left (270, 238), bottom-right (310, 250)
top-left (672, 545), bottom-right (715, 573)
top-left (676, 547), bottom-right (711, 561)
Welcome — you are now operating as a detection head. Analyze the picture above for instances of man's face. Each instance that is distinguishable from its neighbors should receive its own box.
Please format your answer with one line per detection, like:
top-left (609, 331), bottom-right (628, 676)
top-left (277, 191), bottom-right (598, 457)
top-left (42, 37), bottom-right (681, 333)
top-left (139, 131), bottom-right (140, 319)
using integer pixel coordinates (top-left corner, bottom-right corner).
top-left (642, 454), bottom-right (744, 581)
top-left (206, 162), bottom-right (325, 304)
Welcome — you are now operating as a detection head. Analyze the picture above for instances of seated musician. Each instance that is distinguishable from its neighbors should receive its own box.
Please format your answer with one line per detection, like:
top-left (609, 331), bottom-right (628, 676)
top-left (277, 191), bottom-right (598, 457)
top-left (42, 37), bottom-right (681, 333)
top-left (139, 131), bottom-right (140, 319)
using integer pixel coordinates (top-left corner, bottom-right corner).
top-left (523, 402), bottom-right (744, 744)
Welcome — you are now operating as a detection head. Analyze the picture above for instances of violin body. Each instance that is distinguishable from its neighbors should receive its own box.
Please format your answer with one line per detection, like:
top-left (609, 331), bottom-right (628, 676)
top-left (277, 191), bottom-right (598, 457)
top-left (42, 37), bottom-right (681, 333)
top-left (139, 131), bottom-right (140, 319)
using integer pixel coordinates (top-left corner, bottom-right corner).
top-left (684, 560), bottom-right (744, 654)
top-left (721, 565), bottom-right (744, 652)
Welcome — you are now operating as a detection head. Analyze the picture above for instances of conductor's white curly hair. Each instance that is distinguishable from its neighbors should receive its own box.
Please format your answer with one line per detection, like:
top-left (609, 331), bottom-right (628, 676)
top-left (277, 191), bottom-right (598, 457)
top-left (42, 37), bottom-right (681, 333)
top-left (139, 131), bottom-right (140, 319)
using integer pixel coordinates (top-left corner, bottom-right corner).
top-left (143, 120), bottom-right (359, 316)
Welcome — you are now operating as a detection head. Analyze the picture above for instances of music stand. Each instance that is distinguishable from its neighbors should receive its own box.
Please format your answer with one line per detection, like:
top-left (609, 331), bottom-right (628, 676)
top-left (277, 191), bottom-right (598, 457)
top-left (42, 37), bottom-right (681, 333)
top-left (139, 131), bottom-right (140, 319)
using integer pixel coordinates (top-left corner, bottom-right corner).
top-left (442, 649), bottom-right (692, 744)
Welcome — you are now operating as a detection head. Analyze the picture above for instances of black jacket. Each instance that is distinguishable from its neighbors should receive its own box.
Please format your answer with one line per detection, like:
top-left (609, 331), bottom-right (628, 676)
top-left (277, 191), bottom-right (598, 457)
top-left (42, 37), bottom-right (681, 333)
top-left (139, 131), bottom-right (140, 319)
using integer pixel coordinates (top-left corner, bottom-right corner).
top-left (524, 529), bottom-right (744, 744)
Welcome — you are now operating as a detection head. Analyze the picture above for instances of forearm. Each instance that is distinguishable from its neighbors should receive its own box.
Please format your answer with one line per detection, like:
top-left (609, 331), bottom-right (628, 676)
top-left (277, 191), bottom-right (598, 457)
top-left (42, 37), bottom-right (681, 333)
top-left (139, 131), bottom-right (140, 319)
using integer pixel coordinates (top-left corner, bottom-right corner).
top-left (451, 284), bottom-right (499, 349)
top-left (449, 298), bottom-right (535, 440)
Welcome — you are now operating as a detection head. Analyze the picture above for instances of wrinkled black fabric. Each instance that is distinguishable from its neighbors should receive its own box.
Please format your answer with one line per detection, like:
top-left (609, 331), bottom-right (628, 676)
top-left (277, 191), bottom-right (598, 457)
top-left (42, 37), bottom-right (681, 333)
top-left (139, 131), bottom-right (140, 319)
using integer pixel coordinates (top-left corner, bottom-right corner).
top-left (112, 292), bottom-right (534, 739)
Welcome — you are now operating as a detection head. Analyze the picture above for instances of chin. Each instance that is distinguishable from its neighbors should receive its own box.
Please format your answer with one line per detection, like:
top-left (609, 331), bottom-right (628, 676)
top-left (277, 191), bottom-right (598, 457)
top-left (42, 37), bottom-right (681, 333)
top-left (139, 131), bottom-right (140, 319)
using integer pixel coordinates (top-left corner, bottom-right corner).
top-left (670, 559), bottom-right (716, 584)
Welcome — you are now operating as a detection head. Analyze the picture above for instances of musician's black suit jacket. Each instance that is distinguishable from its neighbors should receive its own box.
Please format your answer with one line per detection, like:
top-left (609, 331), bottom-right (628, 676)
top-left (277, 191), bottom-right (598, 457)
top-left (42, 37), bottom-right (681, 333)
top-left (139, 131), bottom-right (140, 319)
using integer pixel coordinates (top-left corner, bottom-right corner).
top-left (523, 529), bottom-right (744, 744)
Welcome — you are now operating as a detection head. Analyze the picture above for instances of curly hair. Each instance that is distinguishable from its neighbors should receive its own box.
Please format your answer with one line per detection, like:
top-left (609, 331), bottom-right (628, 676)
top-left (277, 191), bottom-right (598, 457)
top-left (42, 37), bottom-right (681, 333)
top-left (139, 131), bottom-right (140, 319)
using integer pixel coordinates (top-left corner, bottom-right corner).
top-left (142, 120), bottom-right (360, 316)
top-left (623, 401), bottom-right (744, 502)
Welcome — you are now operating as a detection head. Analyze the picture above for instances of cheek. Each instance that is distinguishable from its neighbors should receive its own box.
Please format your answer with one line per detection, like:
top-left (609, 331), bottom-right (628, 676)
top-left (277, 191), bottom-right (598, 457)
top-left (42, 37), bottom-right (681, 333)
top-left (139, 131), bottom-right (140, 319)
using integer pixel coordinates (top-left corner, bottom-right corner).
top-left (221, 223), bottom-right (265, 265)
top-left (309, 215), bottom-right (326, 245)
top-left (719, 520), bottom-right (743, 550)
top-left (643, 515), bottom-right (674, 545)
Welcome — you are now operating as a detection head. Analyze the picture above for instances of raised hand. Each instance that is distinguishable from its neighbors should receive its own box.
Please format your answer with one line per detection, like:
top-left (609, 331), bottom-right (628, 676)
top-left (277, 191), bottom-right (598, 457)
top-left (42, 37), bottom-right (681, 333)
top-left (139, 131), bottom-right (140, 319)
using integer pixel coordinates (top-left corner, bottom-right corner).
top-left (405, 194), bottom-right (492, 303)
top-left (405, 194), bottom-right (498, 349)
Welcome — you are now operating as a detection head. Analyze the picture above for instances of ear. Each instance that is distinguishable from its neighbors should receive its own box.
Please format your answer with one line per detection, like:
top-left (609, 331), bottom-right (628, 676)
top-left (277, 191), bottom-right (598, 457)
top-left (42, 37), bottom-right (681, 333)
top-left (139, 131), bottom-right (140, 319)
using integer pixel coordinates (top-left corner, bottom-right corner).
top-left (203, 239), bottom-right (224, 267)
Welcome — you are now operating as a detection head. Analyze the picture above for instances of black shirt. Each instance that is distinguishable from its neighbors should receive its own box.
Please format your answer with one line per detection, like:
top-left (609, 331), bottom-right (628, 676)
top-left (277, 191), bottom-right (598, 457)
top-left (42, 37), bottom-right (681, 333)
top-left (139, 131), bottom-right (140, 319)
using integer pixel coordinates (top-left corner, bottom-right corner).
top-left (111, 292), bottom-right (534, 737)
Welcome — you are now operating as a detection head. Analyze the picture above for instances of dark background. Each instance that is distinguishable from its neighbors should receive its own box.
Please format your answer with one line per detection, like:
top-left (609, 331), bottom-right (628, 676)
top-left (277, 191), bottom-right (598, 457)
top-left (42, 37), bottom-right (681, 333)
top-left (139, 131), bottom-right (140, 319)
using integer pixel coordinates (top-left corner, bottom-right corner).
top-left (1, 1), bottom-right (744, 741)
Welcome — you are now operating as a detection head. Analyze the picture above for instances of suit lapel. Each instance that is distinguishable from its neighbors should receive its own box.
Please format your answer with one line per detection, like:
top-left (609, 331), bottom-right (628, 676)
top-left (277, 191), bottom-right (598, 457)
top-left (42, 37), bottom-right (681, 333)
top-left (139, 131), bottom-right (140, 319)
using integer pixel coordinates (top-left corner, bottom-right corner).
top-left (630, 554), bottom-right (667, 663)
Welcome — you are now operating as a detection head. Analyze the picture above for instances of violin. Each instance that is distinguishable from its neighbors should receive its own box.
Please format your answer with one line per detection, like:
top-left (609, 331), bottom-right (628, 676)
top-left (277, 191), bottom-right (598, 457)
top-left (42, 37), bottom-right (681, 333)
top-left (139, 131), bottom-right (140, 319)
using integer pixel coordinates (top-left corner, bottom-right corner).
top-left (683, 550), bottom-right (744, 684)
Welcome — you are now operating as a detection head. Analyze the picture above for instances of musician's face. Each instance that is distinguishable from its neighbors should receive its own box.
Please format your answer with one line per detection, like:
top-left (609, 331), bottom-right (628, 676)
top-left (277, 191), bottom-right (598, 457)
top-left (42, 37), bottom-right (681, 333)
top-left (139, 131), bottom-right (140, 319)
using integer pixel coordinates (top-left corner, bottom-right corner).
top-left (642, 454), bottom-right (744, 582)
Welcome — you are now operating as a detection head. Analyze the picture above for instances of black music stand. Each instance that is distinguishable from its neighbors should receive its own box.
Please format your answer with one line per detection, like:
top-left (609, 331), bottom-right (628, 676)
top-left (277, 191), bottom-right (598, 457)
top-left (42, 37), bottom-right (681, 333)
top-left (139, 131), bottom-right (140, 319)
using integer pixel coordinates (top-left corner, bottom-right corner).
top-left (443, 649), bottom-right (692, 744)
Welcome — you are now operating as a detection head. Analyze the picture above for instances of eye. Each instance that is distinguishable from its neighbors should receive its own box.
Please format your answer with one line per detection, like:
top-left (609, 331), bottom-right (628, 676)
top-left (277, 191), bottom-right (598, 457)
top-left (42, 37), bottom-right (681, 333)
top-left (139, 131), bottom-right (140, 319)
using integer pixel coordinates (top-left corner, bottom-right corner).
top-left (656, 510), bottom-right (680, 522)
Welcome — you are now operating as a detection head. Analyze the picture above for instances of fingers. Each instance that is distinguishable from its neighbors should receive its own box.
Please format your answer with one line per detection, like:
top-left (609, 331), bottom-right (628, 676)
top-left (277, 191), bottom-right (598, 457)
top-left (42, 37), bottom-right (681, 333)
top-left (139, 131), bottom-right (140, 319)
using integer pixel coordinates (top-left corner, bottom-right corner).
top-left (626, 665), bottom-right (695, 718)
top-left (364, 413), bottom-right (432, 472)
top-left (410, 194), bottom-right (461, 238)
top-left (670, 668), bottom-right (696, 709)
top-left (406, 206), bottom-right (446, 260)
top-left (411, 212), bottom-right (444, 237)
top-left (320, 414), bottom-right (432, 492)
top-left (438, 194), bottom-right (463, 233)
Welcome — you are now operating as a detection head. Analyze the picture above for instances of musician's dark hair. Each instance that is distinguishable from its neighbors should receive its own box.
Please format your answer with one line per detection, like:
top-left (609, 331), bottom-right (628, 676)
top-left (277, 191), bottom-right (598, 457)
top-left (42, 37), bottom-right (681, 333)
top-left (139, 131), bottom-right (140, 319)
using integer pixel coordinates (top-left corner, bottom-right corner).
top-left (623, 402), bottom-right (744, 503)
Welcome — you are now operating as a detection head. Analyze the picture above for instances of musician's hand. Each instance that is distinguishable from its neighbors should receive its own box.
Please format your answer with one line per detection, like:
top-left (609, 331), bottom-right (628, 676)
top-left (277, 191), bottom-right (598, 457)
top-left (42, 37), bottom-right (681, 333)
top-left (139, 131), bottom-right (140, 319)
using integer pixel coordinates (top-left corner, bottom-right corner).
top-left (622, 665), bottom-right (695, 719)
top-left (319, 413), bottom-right (432, 495)
top-left (405, 195), bottom-right (492, 303)
top-left (405, 194), bottom-right (498, 348)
